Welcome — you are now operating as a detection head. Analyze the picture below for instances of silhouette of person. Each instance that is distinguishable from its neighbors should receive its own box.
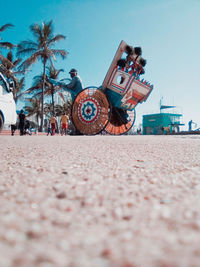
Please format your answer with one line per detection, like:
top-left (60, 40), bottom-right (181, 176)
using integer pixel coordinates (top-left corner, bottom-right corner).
top-left (18, 110), bottom-right (26, 136)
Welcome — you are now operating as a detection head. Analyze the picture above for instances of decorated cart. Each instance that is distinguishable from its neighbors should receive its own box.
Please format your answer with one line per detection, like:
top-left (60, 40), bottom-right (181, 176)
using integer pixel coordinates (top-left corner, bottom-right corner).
top-left (64, 40), bottom-right (153, 135)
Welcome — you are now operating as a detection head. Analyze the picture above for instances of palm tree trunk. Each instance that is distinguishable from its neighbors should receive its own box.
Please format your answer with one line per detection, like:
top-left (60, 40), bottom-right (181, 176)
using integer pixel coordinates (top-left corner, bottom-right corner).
top-left (40, 60), bottom-right (46, 131)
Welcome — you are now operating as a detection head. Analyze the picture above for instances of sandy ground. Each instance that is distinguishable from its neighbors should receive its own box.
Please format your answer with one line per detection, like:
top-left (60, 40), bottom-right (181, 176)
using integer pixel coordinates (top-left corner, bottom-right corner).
top-left (0, 135), bottom-right (200, 267)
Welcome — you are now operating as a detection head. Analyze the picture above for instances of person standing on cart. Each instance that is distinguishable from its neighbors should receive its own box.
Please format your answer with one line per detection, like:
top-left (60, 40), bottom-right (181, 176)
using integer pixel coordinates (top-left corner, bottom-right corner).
top-left (49, 68), bottom-right (83, 101)
top-left (63, 68), bottom-right (83, 101)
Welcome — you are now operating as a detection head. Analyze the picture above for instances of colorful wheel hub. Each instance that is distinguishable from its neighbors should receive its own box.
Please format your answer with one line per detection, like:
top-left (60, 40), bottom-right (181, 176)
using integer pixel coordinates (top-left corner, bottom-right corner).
top-left (78, 97), bottom-right (100, 124)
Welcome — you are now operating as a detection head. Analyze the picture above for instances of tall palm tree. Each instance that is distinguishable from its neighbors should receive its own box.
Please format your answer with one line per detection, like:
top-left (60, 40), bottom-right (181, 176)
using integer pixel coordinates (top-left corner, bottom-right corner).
top-left (46, 65), bottom-right (64, 115)
top-left (0, 23), bottom-right (15, 68)
top-left (17, 20), bottom-right (67, 131)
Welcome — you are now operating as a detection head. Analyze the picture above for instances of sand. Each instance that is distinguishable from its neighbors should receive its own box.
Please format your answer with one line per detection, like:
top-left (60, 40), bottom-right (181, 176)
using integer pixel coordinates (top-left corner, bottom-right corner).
top-left (0, 135), bottom-right (200, 267)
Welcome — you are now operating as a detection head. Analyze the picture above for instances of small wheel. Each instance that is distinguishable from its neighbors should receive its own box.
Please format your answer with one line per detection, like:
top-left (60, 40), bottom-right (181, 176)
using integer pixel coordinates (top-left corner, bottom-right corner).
top-left (0, 113), bottom-right (4, 133)
top-left (72, 87), bottom-right (110, 135)
top-left (105, 108), bottom-right (136, 135)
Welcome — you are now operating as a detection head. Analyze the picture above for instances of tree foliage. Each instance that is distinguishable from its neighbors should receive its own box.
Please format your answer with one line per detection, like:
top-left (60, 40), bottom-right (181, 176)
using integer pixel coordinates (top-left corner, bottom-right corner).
top-left (17, 20), bottom-right (67, 131)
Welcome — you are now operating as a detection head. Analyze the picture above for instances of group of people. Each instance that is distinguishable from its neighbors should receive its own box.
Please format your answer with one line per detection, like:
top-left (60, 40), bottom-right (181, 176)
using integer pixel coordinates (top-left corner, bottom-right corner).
top-left (47, 113), bottom-right (69, 136)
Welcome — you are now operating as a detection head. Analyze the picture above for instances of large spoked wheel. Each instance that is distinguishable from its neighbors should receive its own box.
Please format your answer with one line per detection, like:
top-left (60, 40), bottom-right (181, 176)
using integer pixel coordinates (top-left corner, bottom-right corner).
top-left (72, 87), bottom-right (111, 135)
top-left (105, 107), bottom-right (136, 135)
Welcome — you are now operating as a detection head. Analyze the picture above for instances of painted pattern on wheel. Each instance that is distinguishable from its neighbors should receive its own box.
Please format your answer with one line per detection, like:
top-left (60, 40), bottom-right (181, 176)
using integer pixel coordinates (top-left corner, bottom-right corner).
top-left (78, 97), bottom-right (100, 124)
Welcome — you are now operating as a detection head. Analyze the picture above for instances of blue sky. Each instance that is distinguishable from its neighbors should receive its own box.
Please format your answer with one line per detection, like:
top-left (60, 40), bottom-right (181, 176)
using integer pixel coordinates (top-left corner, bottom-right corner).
top-left (1, 0), bottom-right (200, 130)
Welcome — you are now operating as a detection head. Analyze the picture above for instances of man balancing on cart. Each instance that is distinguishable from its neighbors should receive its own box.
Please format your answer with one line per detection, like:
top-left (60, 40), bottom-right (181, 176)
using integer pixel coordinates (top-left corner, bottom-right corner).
top-left (50, 68), bottom-right (83, 101)
top-left (65, 68), bottom-right (83, 98)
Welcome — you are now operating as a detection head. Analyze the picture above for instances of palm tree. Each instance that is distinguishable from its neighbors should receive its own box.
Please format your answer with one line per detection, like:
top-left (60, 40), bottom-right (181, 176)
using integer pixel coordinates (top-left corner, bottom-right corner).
top-left (0, 23), bottom-right (15, 68)
top-left (17, 20), bottom-right (67, 131)
top-left (46, 66), bottom-right (64, 115)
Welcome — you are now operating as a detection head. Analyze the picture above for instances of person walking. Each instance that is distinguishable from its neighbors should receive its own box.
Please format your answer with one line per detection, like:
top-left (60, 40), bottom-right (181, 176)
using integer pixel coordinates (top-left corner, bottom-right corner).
top-left (11, 124), bottom-right (17, 136)
top-left (47, 120), bottom-right (52, 136)
top-left (24, 120), bottom-right (32, 135)
top-left (50, 115), bottom-right (57, 135)
top-left (60, 113), bottom-right (69, 135)
top-left (188, 120), bottom-right (196, 132)
top-left (18, 110), bottom-right (26, 136)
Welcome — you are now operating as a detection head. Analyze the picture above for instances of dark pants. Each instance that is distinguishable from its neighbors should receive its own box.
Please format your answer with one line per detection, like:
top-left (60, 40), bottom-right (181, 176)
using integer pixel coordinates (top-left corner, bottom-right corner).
top-left (19, 123), bottom-right (24, 136)
top-left (51, 123), bottom-right (56, 135)
top-left (11, 125), bottom-right (16, 136)
top-left (47, 127), bottom-right (52, 136)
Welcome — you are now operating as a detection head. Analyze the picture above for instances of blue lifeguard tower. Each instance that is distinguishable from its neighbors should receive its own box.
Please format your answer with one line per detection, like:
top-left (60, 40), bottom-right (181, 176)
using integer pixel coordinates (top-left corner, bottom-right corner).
top-left (142, 102), bottom-right (184, 135)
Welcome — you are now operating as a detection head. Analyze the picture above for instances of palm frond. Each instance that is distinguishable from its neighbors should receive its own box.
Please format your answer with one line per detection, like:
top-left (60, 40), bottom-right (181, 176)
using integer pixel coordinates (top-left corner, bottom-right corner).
top-left (18, 77), bottom-right (25, 88)
top-left (48, 34), bottom-right (66, 46)
top-left (0, 54), bottom-right (14, 68)
top-left (43, 20), bottom-right (53, 40)
top-left (17, 44), bottom-right (38, 56)
top-left (33, 74), bottom-right (43, 82)
top-left (13, 58), bottom-right (22, 66)
top-left (0, 42), bottom-right (15, 49)
top-left (30, 24), bottom-right (43, 43)
top-left (17, 40), bottom-right (38, 49)
top-left (46, 65), bottom-right (64, 78)
top-left (7, 51), bottom-right (12, 62)
top-left (0, 24), bottom-right (14, 32)
top-left (51, 49), bottom-right (67, 59)
top-left (18, 51), bottom-right (42, 70)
